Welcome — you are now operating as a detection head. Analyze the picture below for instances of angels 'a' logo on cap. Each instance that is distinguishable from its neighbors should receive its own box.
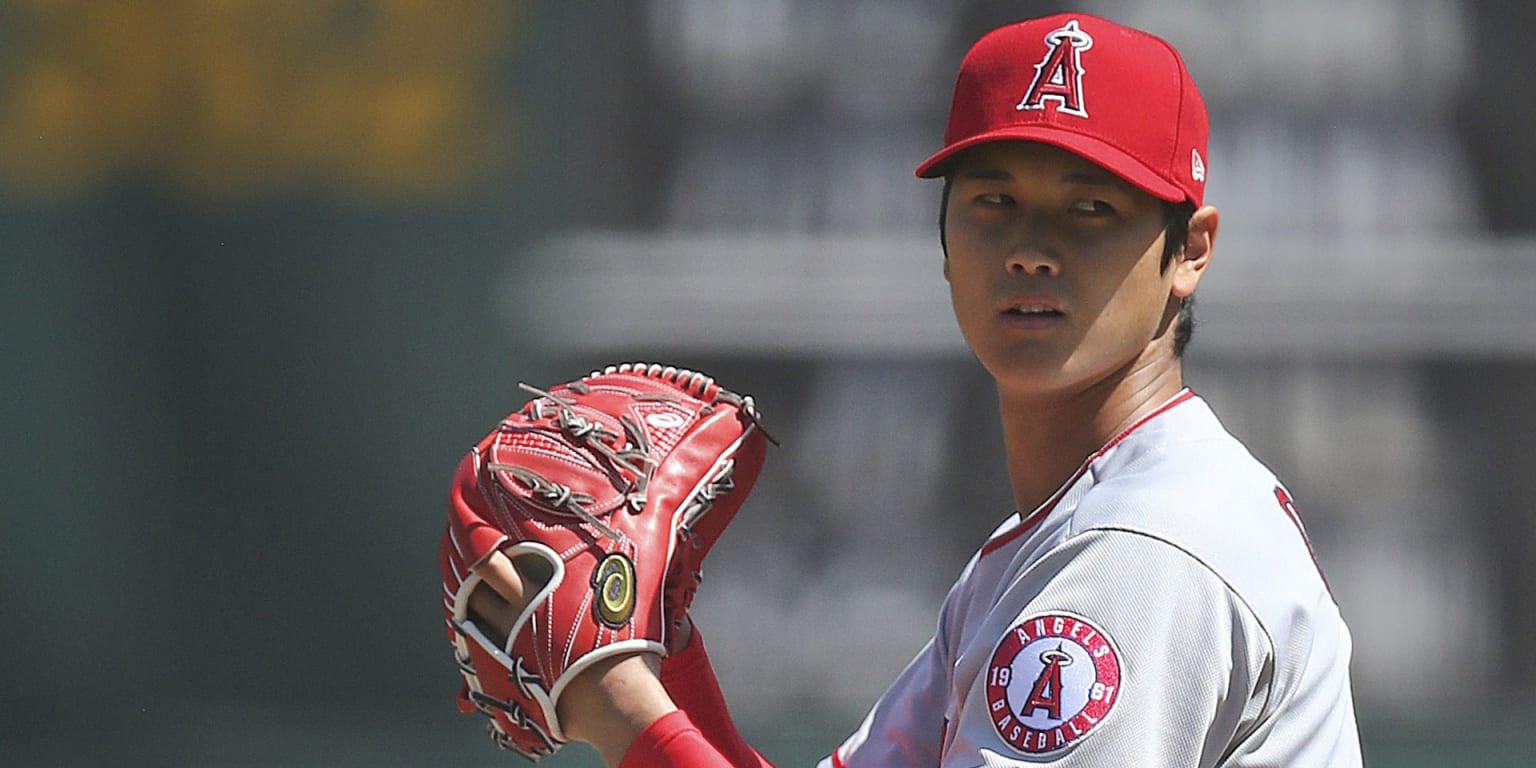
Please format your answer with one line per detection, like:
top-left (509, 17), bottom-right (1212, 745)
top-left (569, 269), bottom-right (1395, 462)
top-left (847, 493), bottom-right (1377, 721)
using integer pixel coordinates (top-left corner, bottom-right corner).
top-left (1017, 19), bottom-right (1094, 118)
top-left (985, 612), bottom-right (1121, 755)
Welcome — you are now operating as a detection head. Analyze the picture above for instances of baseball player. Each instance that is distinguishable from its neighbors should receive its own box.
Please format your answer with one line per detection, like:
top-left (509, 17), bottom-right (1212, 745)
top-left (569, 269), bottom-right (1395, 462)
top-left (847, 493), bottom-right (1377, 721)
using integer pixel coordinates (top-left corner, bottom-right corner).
top-left (444, 12), bottom-right (1363, 768)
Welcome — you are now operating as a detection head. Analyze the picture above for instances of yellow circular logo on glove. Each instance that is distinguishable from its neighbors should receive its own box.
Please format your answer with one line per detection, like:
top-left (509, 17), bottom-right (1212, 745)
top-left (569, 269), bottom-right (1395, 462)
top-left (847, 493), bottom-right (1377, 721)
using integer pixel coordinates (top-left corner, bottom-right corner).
top-left (592, 553), bottom-right (636, 627)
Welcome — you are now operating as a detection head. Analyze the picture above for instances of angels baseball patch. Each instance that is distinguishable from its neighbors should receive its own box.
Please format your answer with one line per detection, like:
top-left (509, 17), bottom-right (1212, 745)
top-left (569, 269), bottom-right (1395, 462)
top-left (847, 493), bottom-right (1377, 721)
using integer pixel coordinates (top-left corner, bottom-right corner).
top-left (985, 612), bottom-right (1121, 754)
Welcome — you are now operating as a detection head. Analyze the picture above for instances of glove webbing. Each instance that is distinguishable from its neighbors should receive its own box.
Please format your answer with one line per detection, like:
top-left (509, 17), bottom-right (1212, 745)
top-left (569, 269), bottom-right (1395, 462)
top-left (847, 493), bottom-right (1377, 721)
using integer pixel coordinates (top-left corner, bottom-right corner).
top-left (593, 363), bottom-right (778, 446)
top-left (489, 464), bottom-right (622, 542)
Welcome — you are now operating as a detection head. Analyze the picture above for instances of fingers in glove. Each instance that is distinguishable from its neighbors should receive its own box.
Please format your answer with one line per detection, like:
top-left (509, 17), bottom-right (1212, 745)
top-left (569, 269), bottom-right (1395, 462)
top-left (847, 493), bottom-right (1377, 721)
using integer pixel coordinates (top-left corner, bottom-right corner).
top-left (477, 549), bottom-right (528, 607)
top-left (466, 549), bottom-right (534, 644)
top-left (472, 548), bottom-right (677, 764)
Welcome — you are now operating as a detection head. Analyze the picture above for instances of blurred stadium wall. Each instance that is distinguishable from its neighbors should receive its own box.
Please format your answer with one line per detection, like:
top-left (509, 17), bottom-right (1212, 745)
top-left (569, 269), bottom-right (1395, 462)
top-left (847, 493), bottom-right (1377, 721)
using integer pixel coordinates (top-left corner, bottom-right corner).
top-left (3, 2), bottom-right (1533, 766)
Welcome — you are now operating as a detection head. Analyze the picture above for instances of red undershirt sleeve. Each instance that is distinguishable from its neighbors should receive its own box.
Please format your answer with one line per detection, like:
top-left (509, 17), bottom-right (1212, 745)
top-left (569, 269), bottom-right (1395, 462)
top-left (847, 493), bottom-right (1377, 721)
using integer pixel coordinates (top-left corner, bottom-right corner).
top-left (617, 628), bottom-right (773, 768)
top-left (619, 711), bottom-right (739, 768)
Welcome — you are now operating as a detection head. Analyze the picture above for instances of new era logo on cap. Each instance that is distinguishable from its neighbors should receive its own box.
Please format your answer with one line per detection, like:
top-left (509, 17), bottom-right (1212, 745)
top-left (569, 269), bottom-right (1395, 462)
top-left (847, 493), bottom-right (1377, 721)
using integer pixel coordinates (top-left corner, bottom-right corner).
top-left (916, 13), bottom-right (1209, 206)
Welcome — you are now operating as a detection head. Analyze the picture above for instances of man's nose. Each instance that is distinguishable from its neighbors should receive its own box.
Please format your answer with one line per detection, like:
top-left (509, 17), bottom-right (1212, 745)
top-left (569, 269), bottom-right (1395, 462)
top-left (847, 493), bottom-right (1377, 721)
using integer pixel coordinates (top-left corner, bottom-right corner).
top-left (1004, 221), bottom-right (1062, 276)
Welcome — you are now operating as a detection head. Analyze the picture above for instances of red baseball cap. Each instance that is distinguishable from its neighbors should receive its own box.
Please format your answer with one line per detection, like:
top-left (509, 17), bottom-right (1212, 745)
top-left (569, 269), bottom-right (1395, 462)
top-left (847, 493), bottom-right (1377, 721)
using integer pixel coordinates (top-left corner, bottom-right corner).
top-left (916, 13), bottom-right (1208, 206)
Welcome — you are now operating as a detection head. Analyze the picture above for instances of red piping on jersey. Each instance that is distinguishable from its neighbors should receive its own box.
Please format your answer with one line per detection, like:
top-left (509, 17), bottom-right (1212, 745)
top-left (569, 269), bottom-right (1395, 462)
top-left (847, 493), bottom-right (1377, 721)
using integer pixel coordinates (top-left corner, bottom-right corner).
top-left (979, 389), bottom-right (1197, 558)
top-left (830, 746), bottom-right (846, 768)
top-left (1274, 484), bottom-right (1335, 599)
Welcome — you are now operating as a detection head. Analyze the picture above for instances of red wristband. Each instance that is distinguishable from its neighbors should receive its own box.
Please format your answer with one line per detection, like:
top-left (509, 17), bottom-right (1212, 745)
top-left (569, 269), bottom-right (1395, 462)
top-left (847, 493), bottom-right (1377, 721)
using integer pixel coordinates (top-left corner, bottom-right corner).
top-left (619, 710), bottom-right (727, 768)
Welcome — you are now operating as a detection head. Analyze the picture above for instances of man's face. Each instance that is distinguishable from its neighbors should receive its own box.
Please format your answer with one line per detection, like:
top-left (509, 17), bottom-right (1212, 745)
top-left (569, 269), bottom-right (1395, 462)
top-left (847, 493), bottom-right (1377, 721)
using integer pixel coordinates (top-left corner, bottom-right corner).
top-left (943, 141), bottom-right (1196, 396)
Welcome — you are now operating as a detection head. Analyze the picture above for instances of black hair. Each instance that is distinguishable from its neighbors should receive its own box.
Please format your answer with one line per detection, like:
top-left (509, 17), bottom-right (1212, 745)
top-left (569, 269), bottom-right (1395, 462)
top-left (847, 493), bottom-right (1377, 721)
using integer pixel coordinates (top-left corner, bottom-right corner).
top-left (937, 178), bottom-right (1199, 356)
top-left (1162, 200), bottom-right (1197, 356)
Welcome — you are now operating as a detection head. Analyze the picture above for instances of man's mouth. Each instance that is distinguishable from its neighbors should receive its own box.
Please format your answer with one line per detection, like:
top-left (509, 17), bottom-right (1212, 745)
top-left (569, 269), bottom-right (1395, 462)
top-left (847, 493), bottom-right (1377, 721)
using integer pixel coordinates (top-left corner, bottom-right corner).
top-left (1002, 304), bottom-right (1063, 317)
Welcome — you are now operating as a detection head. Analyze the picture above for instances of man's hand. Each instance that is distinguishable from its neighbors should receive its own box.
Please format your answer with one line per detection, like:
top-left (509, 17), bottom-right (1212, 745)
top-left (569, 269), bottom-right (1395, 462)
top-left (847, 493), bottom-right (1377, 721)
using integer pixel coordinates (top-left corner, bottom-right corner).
top-left (468, 550), bottom-right (680, 766)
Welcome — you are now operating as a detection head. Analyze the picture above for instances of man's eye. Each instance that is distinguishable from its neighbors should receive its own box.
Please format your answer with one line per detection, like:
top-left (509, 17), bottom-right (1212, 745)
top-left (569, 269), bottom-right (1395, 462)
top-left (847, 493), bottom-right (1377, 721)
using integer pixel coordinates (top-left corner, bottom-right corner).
top-left (976, 193), bottom-right (1014, 206)
top-left (1070, 199), bottom-right (1115, 215)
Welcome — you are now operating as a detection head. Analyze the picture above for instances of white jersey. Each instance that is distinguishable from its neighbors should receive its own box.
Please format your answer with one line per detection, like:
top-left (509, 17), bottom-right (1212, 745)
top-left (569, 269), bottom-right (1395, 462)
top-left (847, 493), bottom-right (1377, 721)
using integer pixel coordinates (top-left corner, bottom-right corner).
top-left (821, 390), bottom-right (1362, 768)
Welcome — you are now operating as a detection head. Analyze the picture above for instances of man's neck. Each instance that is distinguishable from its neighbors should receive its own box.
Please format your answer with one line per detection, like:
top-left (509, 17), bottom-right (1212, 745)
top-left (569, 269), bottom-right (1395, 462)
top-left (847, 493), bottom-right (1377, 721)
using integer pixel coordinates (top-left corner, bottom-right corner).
top-left (997, 357), bottom-right (1185, 515)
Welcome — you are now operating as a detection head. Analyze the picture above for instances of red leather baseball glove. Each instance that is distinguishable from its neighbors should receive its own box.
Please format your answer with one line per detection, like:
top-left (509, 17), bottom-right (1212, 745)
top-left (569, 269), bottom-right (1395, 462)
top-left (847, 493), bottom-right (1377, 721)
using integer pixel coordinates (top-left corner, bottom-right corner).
top-left (439, 363), bottom-right (771, 759)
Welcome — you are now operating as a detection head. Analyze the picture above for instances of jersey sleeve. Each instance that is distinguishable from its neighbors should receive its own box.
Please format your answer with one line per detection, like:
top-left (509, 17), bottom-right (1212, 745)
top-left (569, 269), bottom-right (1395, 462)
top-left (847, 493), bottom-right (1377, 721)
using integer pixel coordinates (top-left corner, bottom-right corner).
top-left (616, 626), bottom-right (773, 768)
top-left (945, 528), bottom-right (1271, 767)
top-left (819, 559), bottom-right (975, 768)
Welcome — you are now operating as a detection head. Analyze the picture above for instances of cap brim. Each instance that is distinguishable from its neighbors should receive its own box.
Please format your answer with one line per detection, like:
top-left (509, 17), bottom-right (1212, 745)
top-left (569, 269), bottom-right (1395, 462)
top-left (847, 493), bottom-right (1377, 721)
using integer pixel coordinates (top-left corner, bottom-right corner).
top-left (914, 126), bottom-right (1187, 203)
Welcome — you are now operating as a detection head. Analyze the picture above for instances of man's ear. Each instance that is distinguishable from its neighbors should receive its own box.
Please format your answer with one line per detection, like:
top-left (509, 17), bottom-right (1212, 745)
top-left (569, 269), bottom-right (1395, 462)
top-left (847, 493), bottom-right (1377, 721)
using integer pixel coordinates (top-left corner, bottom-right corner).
top-left (1172, 205), bottom-right (1218, 299)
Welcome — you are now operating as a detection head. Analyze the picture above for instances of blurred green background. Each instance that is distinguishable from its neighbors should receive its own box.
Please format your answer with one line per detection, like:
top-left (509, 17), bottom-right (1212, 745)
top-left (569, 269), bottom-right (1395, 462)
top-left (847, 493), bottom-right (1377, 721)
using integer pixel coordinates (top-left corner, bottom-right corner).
top-left (4, 1), bottom-right (1535, 766)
